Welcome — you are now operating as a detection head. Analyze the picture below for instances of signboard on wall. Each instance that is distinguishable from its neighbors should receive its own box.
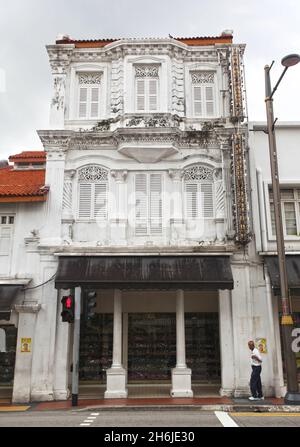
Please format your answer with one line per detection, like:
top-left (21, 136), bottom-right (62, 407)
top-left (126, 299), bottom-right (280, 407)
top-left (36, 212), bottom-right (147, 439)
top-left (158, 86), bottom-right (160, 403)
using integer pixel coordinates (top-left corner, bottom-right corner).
top-left (255, 337), bottom-right (267, 354)
top-left (20, 338), bottom-right (31, 353)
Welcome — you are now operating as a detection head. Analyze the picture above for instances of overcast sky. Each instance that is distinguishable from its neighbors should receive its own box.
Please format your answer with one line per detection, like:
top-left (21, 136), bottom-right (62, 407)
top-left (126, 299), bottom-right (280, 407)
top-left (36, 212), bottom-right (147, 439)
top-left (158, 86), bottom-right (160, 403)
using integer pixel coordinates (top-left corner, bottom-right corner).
top-left (1, 0), bottom-right (300, 159)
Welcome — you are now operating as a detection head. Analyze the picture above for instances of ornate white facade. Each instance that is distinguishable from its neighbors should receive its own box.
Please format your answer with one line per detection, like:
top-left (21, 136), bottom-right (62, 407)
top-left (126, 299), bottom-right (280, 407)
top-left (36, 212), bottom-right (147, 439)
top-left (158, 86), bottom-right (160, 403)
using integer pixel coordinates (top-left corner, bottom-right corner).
top-left (0, 33), bottom-right (289, 403)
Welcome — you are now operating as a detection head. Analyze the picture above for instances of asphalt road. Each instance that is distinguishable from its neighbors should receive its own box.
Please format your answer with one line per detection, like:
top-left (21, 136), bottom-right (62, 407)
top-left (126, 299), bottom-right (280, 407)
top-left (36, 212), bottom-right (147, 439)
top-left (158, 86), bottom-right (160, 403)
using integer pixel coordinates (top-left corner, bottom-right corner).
top-left (0, 409), bottom-right (300, 428)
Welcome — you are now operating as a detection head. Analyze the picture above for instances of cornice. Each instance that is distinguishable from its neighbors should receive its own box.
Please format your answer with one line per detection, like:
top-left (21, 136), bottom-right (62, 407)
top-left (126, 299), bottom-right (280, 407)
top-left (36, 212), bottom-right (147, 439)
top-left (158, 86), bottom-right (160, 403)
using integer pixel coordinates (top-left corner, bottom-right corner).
top-left (70, 42), bottom-right (228, 64)
top-left (37, 130), bottom-right (72, 150)
top-left (46, 44), bottom-right (75, 74)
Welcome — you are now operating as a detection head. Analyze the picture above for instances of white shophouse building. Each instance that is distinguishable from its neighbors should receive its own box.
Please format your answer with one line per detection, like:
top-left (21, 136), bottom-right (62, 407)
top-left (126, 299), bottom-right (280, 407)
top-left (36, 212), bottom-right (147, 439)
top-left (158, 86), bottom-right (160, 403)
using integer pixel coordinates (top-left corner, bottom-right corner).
top-left (0, 32), bottom-right (287, 402)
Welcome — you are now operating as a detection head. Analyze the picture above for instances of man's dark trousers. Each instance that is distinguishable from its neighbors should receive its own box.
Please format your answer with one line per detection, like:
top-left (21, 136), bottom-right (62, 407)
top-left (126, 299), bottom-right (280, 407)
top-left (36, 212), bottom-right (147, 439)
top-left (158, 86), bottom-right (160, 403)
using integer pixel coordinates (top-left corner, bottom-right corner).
top-left (250, 365), bottom-right (262, 397)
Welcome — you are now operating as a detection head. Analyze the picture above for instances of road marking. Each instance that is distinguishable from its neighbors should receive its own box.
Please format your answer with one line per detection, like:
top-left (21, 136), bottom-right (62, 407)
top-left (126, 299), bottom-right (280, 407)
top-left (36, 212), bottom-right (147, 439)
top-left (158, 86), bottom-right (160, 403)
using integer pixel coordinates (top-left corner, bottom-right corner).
top-left (215, 411), bottom-right (239, 427)
top-left (80, 412), bottom-right (99, 427)
top-left (0, 406), bottom-right (30, 412)
top-left (230, 412), bottom-right (300, 417)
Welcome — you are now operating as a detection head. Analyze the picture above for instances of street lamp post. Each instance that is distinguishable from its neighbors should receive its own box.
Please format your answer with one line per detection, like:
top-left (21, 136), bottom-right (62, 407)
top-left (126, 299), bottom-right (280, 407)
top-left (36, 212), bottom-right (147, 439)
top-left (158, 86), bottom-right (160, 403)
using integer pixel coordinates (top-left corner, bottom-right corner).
top-left (264, 53), bottom-right (300, 404)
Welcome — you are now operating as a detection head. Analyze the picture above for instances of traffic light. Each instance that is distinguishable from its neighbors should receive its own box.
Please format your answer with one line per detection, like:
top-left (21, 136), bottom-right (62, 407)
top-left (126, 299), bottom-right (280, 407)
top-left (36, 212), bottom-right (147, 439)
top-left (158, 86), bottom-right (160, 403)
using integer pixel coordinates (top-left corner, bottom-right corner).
top-left (86, 291), bottom-right (97, 320)
top-left (61, 295), bottom-right (74, 323)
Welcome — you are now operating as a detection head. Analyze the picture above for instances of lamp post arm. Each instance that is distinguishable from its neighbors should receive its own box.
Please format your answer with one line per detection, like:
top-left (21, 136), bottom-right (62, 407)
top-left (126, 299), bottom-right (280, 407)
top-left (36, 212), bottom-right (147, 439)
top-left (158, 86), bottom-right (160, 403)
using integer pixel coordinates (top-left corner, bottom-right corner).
top-left (270, 66), bottom-right (289, 99)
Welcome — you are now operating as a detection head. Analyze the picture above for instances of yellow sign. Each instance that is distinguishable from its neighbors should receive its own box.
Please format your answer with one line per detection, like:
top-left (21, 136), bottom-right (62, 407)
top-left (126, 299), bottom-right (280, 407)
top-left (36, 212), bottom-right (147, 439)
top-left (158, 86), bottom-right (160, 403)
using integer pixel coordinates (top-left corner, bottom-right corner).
top-left (21, 338), bottom-right (31, 353)
top-left (255, 337), bottom-right (267, 354)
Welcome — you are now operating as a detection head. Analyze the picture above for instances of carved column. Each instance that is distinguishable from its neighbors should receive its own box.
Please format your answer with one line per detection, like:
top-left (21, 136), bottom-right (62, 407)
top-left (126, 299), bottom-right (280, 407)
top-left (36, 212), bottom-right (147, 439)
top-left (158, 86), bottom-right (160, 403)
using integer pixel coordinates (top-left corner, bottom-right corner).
top-left (62, 170), bottom-right (75, 245)
top-left (214, 167), bottom-right (225, 242)
top-left (110, 170), bottom-right (128, 246)
top-left (171, 290), bottom-right (193, 398)
top-left (168, 169), bottom-right (185, 244)
top-left (47, 45), bottom-right (74, 129)
top-left (105, 289), bottom-right (127, 398)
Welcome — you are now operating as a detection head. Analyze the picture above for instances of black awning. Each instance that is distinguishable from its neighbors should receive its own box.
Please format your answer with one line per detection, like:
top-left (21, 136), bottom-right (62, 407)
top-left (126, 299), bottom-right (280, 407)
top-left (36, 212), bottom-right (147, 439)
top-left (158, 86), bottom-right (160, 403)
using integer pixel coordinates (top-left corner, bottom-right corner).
top-left (0, 285), bottom-right (21, 320)
top-left (265, 256), bottom-right (300, 295)
top-left (55, 255), bottom-right (233, 291)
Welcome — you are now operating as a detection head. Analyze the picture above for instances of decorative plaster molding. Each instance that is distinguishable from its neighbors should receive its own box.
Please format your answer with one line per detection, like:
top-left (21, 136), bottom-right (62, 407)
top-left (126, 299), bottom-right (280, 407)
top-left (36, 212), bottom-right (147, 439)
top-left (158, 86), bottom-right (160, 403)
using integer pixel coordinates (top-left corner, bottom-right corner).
top-left (134, 64), bottom-right (159, 78)
top-left (78, 73), bottom-right (102, 84)
top-left (37, 131), bottom-right (72, 150)
top-left (14, 304), bottom-right (41, 314)
top-left (183, 165), bottom-right (213, 181)
top-left (47, 45), bottom-right (74, 74)
top-left (168, 169), bottom-right (183, 181)
top-left (110, 170), bottom-right (128, 182)
top-left (191, 71), bottom-right (215, 84)
top-left (78, 165), bottom-right (108, 181)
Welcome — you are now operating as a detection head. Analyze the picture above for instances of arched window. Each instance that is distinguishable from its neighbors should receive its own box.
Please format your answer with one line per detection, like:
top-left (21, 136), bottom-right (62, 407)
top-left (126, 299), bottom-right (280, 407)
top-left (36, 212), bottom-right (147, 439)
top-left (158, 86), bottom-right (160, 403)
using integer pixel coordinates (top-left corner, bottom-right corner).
top-left (183, 165), bottom-right (214, 219)
top-left (77, 165), bottom-right (108, 220)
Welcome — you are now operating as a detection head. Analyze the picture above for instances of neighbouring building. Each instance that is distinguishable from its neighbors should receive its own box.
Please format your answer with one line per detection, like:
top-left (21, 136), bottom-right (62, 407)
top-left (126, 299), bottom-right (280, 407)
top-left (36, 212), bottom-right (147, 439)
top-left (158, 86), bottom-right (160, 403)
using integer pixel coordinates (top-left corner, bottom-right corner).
top-left (0, 31), bottom-right (287, 402)
top-left (249, 121), bottom-right (300, 392)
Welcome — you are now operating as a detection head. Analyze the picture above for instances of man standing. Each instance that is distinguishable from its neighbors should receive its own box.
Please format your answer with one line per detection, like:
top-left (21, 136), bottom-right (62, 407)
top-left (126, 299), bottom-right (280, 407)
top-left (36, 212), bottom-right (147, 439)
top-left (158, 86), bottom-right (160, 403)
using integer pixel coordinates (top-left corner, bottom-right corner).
top-left (248, 340), bottom-right (264, 400)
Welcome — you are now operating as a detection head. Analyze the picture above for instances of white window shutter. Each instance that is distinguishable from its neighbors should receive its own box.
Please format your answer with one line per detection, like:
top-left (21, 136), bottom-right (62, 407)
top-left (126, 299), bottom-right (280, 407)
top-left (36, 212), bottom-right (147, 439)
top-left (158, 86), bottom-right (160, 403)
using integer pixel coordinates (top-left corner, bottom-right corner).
top-left (193, 86), bottom-right (202, 116)
top-left (90, 87), bottom-right (100, 118)
top-left (94, 183), bottom-right (107, 219)
top-left (150, 174), bottom-right (162, 234)
top-left (185, 183), bottom-right (198, 219)
top-left (201, 183), bottom-right (214, 218)
top-left (205, 86), bottom-right (214, 116)
top-left (78, 183), bottom-right (92, 218)
top-left (0, 226), bottom-right (12, 254)
top-left (136, 79), bottom-right (146, 111)
top-left (135, 173), bottom-right (148, 235)
top-left (148, 79), bottom-right (158, 111)
top-left (79, 87), bottom-right (88, 118)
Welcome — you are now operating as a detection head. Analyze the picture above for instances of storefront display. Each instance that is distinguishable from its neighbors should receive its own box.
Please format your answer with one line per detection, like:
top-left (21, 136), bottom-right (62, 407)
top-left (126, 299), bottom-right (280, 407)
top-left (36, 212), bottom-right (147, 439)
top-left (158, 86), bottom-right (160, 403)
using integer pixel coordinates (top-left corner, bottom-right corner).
top-left (79, 312), bottom-right (221, 383)
top-left (0, 325), bottom-right (17, 384)
top-left (79, 314), bottom-right (113, 382)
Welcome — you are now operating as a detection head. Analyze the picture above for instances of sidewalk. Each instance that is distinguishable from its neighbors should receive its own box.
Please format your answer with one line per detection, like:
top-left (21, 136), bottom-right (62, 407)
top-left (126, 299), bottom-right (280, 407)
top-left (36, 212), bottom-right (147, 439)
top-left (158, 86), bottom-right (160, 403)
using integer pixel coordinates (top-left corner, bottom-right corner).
top-left (1, 396), bottom-right (300, 413)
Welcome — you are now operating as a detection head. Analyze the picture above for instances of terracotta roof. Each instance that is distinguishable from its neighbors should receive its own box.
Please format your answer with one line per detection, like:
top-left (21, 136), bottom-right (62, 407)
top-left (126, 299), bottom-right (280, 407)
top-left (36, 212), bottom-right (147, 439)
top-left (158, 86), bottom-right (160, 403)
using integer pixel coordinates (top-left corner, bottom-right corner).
top-left (55, 34), bottom-right (233, 48)
top-left (0, 165), bottom-right (48, 203)
top-left (9, 151), bottom-right (46, 164)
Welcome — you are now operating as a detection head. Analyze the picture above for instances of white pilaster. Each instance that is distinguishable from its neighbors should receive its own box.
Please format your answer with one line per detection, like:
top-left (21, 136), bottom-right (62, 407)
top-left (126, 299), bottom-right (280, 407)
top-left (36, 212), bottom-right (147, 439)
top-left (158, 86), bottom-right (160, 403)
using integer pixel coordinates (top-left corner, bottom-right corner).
top-left (12, 304), bottom-right (41, 403)
top-left (105, 289), bottom-right (127, 398)
top-left (171, 289), bottom-right (193, 398)
top-left (37, 131), bottom-right (71, 246)
top-left (168, 170), bottom-right (185, 244)
top-left (53, 290), bottom-right (71, 401)
top-left (47, 44), bottom-right (73, 129)
top-left (110, 170), bottom-right (128, 246)
top-left (218, 290), bottom-right (235, 396)
top-left (30, 261), bottom-right (58, 402)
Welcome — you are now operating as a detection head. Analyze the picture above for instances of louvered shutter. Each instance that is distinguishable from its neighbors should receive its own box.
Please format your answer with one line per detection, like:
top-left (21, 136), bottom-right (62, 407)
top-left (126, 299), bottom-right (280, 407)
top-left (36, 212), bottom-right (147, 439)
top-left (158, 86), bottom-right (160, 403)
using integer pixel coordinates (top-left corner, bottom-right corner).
top-left (135, 173), bottom-right (148, 235)
top-left (90, 87), bottom-right (100, 118)
top-left (205, 86), bottom-right (214, 116)
top-left (150, 174), bottom-right (162, 234)
top-left (79, 87), bottom-right (88, 118)
top-left (193, 86), bottom-right (202, 116)
top-left (148, 79), bottom-right (158, 111)
top-left (201, 183), bottom-right (214, 218)
top-left (185, 183), bottom-right (198, 219)
top-left (94, 183), bottom-right (107, 219)
top-left (78, 183), bottom-right (92, 218)
top-left (0, 226), bottom-right (12, 254)
top-left (136, 79), bottom-right (146, 111)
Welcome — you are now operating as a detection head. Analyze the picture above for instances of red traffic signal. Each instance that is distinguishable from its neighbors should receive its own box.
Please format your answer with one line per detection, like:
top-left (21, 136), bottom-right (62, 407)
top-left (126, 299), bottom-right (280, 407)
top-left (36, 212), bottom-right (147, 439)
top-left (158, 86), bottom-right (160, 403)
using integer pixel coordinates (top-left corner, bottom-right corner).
top-left (61, 295), bottom-right (74, 323)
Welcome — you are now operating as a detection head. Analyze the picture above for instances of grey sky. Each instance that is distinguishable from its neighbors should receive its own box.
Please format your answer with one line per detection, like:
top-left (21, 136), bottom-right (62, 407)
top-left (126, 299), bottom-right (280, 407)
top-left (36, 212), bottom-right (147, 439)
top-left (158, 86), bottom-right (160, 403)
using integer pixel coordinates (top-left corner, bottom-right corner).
top-left (1, 0), bottom-right (300, 159)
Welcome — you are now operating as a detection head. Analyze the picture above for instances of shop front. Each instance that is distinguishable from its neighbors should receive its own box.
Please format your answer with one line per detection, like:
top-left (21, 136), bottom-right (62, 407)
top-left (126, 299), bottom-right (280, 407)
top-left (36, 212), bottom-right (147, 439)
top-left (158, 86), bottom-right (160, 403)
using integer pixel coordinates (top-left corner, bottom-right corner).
top-left (56, 255), bottom-right (233, 398)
